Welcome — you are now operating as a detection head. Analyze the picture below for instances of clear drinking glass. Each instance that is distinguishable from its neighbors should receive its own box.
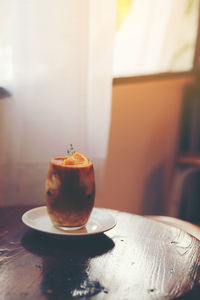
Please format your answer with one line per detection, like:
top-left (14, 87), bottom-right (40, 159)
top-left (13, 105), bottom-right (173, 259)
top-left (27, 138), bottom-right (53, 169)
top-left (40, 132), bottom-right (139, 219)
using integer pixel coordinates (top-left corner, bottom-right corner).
top-left (45, 155), bottom-right (95, 230)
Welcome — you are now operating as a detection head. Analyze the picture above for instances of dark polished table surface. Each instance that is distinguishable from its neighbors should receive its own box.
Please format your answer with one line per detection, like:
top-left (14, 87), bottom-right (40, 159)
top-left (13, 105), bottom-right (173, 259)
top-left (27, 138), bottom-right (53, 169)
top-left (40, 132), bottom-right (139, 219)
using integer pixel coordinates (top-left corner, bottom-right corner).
top-left (1, 205), bottom-right (200, 300)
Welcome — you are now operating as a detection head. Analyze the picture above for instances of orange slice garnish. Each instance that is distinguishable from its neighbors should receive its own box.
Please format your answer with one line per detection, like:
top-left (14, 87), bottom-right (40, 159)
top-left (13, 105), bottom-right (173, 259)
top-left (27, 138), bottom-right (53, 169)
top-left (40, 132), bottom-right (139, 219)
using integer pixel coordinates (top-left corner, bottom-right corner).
top-left (63, 152), bottom-right (89, 165)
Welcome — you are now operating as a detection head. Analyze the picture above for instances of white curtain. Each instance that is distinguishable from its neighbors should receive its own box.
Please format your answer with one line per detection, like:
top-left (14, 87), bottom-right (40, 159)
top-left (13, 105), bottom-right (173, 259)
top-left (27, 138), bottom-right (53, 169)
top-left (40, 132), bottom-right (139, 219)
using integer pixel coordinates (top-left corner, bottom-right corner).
top-left (0, 0), bottom-right (116, 205)
top-left (113, 0), bottom-right (199, 77)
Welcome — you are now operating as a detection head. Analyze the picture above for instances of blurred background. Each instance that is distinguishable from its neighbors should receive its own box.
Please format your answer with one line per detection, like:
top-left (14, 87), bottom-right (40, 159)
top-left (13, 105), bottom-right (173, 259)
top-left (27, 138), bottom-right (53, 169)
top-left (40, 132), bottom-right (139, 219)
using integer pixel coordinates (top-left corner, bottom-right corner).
top-left (0, 0), bottom-right (200, 222)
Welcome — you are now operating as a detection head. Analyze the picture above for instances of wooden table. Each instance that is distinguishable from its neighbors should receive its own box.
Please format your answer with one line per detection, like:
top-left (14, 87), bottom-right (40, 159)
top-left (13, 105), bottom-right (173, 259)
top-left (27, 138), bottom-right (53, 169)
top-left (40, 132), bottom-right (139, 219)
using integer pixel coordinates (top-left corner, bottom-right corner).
top-left (1, 205), bottom-right (200, 300)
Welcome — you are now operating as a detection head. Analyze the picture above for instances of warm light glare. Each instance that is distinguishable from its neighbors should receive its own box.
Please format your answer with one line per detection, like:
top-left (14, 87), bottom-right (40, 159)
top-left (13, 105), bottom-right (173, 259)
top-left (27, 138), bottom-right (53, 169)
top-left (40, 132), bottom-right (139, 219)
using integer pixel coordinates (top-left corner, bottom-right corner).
top-left (116, 0), bottom-right (133, 30)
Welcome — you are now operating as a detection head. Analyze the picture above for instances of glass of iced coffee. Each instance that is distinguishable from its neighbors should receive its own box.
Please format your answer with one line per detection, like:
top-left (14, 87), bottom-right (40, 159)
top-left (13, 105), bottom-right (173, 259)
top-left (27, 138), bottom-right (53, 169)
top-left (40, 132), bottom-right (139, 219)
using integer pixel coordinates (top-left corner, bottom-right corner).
top-left (45, 151), bottom-right (95, 230)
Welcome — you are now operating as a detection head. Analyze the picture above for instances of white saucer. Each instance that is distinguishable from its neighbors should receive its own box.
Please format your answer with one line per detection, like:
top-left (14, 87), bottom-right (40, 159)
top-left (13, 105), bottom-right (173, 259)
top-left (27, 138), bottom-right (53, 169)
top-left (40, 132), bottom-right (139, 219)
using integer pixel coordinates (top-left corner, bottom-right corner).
top-left (22, 206), bottom-right (116, 236)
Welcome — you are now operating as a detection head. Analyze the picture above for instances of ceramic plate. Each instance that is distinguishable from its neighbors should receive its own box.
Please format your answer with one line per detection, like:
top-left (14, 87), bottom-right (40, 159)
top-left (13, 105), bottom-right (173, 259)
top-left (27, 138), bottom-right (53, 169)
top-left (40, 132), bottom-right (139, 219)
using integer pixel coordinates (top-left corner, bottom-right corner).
top-left (22, 206), bottom-right (116, 236)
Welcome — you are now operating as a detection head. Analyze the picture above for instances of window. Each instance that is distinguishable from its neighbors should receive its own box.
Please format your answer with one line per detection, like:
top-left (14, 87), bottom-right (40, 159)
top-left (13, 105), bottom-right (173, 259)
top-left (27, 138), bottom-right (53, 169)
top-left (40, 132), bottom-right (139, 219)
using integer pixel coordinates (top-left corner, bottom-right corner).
top-left (113, 0), bottom-right (200, 77)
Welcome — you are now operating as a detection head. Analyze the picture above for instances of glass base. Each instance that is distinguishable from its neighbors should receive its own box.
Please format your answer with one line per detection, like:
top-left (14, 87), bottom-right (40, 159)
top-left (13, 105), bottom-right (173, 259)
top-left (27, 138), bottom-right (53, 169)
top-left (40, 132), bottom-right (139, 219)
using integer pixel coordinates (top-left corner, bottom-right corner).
top-left (55, 224), bottom-right (85, 231)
